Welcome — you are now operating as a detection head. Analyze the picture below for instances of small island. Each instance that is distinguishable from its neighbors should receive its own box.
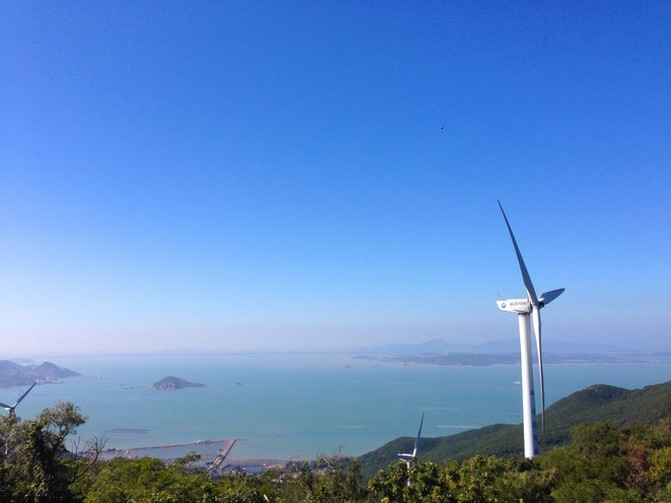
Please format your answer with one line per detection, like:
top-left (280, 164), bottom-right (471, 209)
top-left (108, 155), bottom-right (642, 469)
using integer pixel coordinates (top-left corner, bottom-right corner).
top-left (150, 376), bottom-right (205, 391)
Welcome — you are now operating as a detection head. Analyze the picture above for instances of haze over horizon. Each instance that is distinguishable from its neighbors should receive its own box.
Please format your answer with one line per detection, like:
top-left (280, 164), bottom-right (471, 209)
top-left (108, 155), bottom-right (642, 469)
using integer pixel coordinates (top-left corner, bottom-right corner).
top-left (2, 2), bottom-right (670, 358)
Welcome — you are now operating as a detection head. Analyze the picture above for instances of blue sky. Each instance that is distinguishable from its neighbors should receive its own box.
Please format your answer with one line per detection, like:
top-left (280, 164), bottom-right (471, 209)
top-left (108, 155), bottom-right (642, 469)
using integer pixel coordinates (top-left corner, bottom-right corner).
top-left (2, 1), bottom-right (670, 356)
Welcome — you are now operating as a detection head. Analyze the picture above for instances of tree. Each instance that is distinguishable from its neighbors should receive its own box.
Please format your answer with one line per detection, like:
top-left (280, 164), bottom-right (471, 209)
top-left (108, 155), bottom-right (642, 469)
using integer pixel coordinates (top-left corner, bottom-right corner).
top-left (368, 461), bottom-right (409, 503)
top-left (81, 456), bottom-right (213, 503)
top-left (0, 401), bottom-right (103, 503)
top-left (273, 456), bottom-right (371, 503)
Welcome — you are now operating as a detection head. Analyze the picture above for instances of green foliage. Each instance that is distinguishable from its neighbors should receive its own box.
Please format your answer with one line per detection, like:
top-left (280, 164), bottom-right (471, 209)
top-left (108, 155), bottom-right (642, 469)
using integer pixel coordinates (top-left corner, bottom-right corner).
top-left (81, 454), bottom-right (371, 503)
top-left (369, 456), bottom-right (555, 502)
top-left (537, 421), bottom-right (671, 502)
top-left (360, 380), bottom-right (671, 478)
top-left (0, 401), bottom-right (98, 503)
top-left (368, 461), bottom-right (409, 502)
top-left (650, 446), bottom-right (671, 486)
top-left (80, 456), bottom-right (270, 503)
top-left (366, 419), bottom-right (671, 502)
top-left (270, 456), bottom-right (372, 503)
top-left (4, 393), bottom-right (671, 503)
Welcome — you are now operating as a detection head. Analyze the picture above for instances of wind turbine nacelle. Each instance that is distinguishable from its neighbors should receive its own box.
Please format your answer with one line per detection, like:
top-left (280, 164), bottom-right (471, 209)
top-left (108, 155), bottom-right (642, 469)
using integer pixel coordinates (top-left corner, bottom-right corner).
top-left (497, 299), bottom-right (532, 314)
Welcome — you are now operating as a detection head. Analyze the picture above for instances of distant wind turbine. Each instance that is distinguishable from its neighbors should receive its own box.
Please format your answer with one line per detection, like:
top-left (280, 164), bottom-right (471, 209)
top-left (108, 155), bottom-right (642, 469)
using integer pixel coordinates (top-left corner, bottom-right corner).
top-left (0, 382), bottom-right (37, 416)
top-left (397, 412), bottom-right (424, 484)
top-left (496, 201), bottom-right (564, 458)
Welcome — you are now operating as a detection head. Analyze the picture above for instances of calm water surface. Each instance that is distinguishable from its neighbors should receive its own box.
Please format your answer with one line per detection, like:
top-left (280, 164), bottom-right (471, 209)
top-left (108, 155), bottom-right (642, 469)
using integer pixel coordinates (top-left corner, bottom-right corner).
top-left (10, 353), bottom-right (670, 460)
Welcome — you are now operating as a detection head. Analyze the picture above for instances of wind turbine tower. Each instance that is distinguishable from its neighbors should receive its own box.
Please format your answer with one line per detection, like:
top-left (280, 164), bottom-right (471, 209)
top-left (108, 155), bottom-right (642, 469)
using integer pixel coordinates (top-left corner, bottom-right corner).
top-left (496, 201), bottom-right (564, 458)
top-left (397, 412), bottom-right (424, 485)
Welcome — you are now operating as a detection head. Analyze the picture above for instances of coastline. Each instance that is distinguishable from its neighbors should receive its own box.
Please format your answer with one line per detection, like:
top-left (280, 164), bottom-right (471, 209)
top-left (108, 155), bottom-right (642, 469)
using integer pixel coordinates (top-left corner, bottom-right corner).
top-left (99, 438), bottom-right (290, 474)
top-left (10, 354), bottom-right (670, 464)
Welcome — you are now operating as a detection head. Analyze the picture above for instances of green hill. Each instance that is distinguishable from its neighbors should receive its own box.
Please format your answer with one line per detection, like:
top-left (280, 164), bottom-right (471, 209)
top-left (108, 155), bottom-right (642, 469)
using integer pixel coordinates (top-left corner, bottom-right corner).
top-left (358, 380), bottom-right (671, 479)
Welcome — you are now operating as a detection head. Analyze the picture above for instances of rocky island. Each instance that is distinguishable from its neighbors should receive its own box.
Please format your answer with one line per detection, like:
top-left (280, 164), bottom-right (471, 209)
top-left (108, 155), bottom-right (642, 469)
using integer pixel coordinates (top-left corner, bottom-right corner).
top-left (150, 376), bottom-right (205, 391)
top-left (0, 360), bottom-right (80, 387)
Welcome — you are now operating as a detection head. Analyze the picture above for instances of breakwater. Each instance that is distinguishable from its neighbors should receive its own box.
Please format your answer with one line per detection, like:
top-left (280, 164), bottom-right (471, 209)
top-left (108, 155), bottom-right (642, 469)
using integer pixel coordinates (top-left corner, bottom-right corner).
top-left (99, 438), bottom-right (236, 463)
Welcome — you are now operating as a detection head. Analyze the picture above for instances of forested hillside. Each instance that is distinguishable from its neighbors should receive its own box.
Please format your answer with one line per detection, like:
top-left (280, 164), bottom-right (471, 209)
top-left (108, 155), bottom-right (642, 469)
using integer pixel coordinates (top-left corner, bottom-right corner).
top-left (358, 380), bottom-right (671, 479)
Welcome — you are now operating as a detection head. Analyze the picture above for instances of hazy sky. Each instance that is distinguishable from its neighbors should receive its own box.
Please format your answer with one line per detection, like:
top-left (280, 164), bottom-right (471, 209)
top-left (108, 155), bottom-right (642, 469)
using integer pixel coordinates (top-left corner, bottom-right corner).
top-left (2, 1), bottom-right (670, 356)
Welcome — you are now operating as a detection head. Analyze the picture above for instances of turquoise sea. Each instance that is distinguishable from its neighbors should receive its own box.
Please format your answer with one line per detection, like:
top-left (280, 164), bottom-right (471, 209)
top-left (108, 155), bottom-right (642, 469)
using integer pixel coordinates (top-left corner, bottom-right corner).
top-left (9, 353), bottom-right (671, 461)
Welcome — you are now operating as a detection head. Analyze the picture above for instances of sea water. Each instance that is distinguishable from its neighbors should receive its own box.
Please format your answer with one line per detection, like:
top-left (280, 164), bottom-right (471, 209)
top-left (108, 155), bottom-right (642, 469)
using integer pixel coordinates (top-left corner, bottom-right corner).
top-left (8, 353), bottom-right (671, 460)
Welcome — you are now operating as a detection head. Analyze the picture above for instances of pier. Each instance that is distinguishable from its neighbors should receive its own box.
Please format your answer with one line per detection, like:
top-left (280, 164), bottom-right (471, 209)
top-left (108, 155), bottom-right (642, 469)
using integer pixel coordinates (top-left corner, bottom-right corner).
top-left (98, 439), bottom-right (287, 475)
top-left (207, 439), bottom-right (236, 473)
top-left (100, 439), bottom-right (235, 462)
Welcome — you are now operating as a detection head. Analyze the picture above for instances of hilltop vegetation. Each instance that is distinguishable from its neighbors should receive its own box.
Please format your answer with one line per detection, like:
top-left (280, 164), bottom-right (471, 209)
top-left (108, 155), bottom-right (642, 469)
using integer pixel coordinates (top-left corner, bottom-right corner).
top-left (358, 380), bottom-right (671, 479)
top-left (1, 381), bottom-right (670, 502)
top-left (367, 420), bottom-right (671, 503)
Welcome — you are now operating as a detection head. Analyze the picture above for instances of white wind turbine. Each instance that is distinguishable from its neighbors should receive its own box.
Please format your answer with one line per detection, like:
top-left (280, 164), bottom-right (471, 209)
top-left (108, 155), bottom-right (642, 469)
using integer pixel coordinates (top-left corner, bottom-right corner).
top-left (397, 412), bottom-right (424, 484)
top-left (0, 382), bottom-right (37, 416)
top-left (496, 201), bottom-right (564, 458)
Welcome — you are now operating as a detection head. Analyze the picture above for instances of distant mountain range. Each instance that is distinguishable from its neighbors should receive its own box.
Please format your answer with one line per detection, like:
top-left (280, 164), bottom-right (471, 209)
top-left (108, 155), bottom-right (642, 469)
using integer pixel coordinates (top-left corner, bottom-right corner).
top-left (357, 380), bottom-right (671, 479)
top-left (354, 351), bottom-right (671, 366)
top-left (0, 360), bottom-right (80, 387)
top-left (352, 338), bottom-right (671, 365)
top-left (353, 337), bottom-right (655, 355)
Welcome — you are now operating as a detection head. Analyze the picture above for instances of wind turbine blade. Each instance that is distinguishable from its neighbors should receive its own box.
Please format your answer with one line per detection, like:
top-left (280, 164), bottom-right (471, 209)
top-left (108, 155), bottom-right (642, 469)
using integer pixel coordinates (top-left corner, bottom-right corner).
top-left (540, 288), bottom-right (565, 306)
top-left (15, 382), bottom-right (37, 407)
top-left (412, 412), bottom-right (424, 457)
top-left (498, 200), bottom-right (539, 306)
top-left (0, 402), bottom-right (12, 410)
top-left (532, 309), bottom-right (545, 430)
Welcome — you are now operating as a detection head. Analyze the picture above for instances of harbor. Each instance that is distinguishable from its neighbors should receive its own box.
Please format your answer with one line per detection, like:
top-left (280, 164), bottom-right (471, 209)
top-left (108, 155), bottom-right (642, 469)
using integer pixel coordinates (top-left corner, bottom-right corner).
top-left (99, 439), bottom-right (287, 474)
top-left (100, 438), bottom-right (234, 462)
